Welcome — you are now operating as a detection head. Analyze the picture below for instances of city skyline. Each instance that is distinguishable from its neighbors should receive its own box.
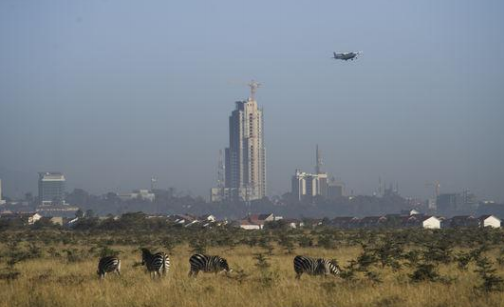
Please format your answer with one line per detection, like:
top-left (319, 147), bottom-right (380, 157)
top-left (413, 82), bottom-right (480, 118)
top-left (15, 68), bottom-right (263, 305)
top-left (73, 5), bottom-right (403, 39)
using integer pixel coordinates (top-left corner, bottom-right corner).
top-left (1, 1), bottom-right (503, 202)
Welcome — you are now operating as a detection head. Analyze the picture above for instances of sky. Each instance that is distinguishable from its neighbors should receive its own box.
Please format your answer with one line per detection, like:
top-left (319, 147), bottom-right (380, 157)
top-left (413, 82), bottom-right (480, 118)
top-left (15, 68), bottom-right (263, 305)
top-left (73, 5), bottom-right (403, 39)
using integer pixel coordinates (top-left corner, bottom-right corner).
top-left (1, 0), bottom-right (503, 201)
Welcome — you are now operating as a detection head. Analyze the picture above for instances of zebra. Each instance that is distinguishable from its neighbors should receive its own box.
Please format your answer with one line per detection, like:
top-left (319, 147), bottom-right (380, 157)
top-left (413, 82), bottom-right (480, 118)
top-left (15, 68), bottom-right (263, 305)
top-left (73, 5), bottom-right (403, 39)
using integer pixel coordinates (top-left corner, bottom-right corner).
top-left (188, 253), bottom-right (230, 277)
top-left (141, 248), bottom-right (170, 279)
top-left (97, 256), bottom-right (121, 279)
top-left (293, 255), bottom-right (341, 279)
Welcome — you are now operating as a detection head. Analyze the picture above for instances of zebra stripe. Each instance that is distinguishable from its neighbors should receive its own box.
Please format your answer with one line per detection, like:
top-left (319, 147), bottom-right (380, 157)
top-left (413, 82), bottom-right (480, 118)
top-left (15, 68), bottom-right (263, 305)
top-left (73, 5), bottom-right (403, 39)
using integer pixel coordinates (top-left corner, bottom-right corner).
top-left (293, 255), bottom-right (340, 279)
top-left (141, 248), bottom-right (170, 278)
top-left (188, 253), bottom-right (229, 277)
top-left (97, 256), bottom-right (121, 279)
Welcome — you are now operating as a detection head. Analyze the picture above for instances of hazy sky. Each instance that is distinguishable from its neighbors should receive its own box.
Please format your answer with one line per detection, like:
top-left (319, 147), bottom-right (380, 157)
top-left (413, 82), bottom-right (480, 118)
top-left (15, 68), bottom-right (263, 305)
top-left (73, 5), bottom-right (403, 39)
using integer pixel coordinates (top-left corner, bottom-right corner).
top-left (1, 0), bottom-right (503, 201)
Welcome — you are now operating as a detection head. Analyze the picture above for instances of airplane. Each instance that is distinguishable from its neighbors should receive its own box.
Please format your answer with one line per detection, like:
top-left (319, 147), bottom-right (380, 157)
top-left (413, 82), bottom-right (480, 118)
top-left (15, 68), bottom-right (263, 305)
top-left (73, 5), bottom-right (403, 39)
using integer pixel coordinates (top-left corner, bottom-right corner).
top-left (332, 51), bottom-right (362, 61)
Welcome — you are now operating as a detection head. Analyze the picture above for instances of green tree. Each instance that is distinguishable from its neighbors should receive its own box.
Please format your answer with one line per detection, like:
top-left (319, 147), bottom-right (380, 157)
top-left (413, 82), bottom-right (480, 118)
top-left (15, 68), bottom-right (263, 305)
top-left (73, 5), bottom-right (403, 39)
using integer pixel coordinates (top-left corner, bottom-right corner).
top-left (85, 209), bottom-right (95, 218)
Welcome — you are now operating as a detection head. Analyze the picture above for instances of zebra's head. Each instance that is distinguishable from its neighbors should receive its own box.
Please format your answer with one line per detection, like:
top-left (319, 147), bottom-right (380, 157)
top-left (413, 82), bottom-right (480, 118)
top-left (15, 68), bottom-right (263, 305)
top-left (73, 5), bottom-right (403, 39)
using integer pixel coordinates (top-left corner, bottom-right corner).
top-left (140, 248), bottom-right (152, 265)
top-left (219, 257), bottom-right (230, 272)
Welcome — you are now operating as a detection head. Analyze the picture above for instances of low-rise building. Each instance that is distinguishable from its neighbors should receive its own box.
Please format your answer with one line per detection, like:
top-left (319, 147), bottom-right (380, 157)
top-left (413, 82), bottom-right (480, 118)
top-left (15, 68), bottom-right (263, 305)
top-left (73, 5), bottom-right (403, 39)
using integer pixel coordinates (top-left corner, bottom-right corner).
top-left (0, 212), bottom-right (42, 225)
top-left (49, 216), bottom-right (63, 225)
top-left (238, 213), bottom-right (276, 230)
top-left (420, 216), bottom-right (442, 229)
top-left (283, 219), bottom-right (304, 229)
top-left (478, 215), bottom-right (501, 228)
top-left (36, 205), bottom-right (79, 217)
top-left (239, 220), bottom-right (261, 230)
top-left (200, 214), bottom-right (217, 222)
top-left (444, 216), bottom-right (479, 228)
top-left (359, 216), bottom-right (388, 228)
top-left (331, 217), bottom-right (360, 229)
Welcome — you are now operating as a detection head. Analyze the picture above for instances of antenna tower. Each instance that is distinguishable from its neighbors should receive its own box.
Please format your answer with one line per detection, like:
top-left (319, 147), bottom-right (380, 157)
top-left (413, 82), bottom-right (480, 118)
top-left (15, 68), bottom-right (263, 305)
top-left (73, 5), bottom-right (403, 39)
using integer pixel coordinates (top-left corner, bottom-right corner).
top-left (315, 144), bottom-right (323, 174)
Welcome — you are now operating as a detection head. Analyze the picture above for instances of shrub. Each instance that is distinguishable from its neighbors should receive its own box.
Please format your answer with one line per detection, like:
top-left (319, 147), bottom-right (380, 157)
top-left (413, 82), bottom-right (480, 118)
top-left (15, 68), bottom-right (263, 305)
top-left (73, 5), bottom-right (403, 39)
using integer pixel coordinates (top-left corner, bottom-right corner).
top-left (277, 234), bottom-right (295, 254)
top-left (98, 245), bottom-right (120, 258)
top-left (297, 235), bottom-right (313, 248)
top-left (189, 237), bottom-right (207, 254)
top-left (0, 268), bottom-right (20, 282)
top-left (254, 253), bottom-right (270, 270)
top-left (317, 234), bottom-right (335, 249)
top-left (365, 270), bottom-right (382, 284)
top-left (253, 253), bottom-right (278, 287)
top-left (409, 263), bottom-right (439, 282)
top-left (474, 257), bottom-right (504, 292)
top-left (455, 252), bottom-right (472, 270)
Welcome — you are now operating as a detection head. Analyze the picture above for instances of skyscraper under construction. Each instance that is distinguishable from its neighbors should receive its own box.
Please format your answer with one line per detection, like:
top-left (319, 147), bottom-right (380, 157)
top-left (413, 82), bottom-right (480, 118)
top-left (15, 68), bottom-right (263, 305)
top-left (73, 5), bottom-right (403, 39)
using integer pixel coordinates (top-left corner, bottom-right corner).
top-left (224, 81), bottom-right (266, 201)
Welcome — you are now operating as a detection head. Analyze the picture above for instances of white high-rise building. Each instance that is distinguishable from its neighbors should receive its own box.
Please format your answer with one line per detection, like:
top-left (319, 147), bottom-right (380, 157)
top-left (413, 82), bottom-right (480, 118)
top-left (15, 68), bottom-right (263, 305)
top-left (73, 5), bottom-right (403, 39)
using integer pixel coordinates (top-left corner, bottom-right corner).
top-left (292, 170), bottom-right (327, 201)
top-left (224, 81), bottom-right (266, 201)
top-left (291, 146), bottom-right (330, 201)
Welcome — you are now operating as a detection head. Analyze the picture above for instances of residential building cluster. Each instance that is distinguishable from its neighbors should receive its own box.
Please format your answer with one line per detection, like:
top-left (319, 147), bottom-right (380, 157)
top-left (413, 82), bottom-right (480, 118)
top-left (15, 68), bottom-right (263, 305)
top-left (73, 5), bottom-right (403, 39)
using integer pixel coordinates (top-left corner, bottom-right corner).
top-left (0, 209), bottom-right (501, 231)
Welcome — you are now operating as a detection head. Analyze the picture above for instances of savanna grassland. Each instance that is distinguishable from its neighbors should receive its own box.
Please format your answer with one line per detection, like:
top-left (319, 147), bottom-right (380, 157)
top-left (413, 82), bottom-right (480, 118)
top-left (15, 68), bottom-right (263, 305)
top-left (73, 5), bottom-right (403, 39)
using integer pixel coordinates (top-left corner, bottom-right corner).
top-left (1, 225), bottom-right (504, 307)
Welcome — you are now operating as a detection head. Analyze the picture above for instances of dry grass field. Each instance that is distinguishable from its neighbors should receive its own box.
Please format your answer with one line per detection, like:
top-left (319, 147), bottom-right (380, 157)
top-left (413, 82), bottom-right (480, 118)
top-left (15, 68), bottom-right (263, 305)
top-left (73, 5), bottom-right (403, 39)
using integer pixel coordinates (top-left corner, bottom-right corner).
top-left (1, 239), bottom-right (504, 307)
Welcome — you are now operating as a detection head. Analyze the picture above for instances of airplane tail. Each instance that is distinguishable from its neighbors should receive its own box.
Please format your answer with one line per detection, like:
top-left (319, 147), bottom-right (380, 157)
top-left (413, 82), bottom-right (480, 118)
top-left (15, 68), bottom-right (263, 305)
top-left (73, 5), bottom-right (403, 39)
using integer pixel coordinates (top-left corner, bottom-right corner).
top-left (333, 52), bottom-right (337, 58)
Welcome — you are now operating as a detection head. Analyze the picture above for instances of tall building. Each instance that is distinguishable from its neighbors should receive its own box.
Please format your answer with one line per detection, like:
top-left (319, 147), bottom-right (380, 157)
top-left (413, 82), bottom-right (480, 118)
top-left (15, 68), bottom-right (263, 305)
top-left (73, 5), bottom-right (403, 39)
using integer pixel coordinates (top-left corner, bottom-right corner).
top-left (210, 150), bottom-right (229, 202)
top-left (224, 81), bottom-right (266, 201)
top-left (436, 191), bottom-right (477, 216)
top-left (38, 172), bottom-right (66, 206)
top-left (314, 144), bottom-right (328, 197)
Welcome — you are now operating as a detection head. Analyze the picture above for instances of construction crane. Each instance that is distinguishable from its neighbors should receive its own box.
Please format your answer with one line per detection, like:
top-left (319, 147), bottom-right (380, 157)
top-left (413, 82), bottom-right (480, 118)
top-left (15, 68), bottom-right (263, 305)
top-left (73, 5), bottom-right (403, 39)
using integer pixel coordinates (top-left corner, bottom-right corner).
top-left (228, 79), bottom-right (261, 100)
top-left (247, 80), bottom-right (261, 100)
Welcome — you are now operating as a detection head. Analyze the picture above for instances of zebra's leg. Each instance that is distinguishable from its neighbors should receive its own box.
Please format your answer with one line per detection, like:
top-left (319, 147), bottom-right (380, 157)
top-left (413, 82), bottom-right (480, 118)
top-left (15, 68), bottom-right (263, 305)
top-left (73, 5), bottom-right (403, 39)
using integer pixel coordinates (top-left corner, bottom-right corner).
top-left (190, 269), bottom-right (199, 277)
top-left (295, 272), bottom-right (302, 280)
top-left (116, 260), bottom-right (121, 276)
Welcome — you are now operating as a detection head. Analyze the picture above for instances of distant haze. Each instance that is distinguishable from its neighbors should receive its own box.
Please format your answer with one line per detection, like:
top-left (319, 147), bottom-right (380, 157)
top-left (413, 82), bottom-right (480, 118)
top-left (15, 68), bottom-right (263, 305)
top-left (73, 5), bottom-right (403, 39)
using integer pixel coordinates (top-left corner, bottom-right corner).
top-left (1, 0), bottom-right (503, 201)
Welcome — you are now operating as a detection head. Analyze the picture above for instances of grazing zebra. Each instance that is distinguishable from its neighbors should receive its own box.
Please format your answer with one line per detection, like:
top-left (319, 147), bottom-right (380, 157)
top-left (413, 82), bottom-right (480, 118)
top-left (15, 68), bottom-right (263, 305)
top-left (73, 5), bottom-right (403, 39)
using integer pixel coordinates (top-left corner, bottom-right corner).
top-left (97, 256), bottom-right (121, 279)
top-left (141, 248), bottom-right (170, 279)
top-left (188, 253), bottom-right (230, 277)
top-left (293, 255), bottom-right (341, 279)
